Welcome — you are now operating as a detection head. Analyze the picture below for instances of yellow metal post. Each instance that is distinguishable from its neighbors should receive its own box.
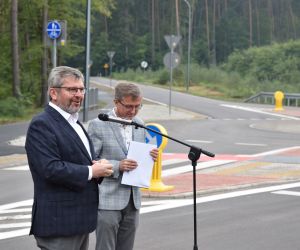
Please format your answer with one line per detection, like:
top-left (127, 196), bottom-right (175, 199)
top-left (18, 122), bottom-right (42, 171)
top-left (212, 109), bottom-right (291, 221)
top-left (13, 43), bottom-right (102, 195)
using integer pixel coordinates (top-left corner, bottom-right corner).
top-left (274, 91), bottom-right (284, 111)
top-left (142, 123), bottom-right (174, 192)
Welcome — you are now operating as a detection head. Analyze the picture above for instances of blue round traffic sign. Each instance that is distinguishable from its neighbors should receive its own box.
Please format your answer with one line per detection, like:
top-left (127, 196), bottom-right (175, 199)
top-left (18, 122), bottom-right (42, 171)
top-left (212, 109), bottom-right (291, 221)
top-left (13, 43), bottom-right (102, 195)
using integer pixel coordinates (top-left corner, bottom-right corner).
top-left (47, 21), bottom-right (61, 39)
top-left (145, 123), bottom-right (168, 150)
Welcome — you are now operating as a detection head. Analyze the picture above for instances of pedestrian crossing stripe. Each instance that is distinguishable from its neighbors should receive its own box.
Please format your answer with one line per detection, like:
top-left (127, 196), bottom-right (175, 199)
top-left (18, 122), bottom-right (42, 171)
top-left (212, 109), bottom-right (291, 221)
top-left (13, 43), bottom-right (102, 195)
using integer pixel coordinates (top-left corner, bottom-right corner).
top-left (2, 158), bottom-right (235, 173)
top-left (272, 190), bottom-right (300, 196)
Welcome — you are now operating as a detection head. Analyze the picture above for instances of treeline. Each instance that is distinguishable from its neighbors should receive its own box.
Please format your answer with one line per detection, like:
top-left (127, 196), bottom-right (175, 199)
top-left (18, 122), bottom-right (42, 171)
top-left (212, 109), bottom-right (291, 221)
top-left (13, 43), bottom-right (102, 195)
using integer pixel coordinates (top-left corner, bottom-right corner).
top-left (1, 0), bottom-right (300, 111)
top-left (226, 40), bottom-right (300, 84)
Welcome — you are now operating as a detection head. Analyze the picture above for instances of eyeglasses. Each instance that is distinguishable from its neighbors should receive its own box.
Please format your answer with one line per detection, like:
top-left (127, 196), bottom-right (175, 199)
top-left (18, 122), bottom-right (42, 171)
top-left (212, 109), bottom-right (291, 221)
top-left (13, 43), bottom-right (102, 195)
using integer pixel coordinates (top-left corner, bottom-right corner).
top-left (54, 87), bottom-right (86, 95)
top-left (118, 100), bottom-right (143, 110)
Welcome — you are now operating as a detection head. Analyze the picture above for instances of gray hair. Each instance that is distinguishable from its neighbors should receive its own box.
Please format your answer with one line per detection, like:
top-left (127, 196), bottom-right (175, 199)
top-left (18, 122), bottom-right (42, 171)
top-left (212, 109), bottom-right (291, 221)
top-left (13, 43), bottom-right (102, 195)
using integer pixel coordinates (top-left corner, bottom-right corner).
top-left (114, 82), bottom-right (141, 101)
top-left (48, 66), bottom-right (84, 88)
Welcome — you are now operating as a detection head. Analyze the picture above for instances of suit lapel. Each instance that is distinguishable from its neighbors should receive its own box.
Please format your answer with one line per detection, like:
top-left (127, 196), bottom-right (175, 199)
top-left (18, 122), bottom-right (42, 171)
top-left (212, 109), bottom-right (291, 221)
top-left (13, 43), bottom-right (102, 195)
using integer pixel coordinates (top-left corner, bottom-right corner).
top-left (46, 105), bottom-right (92, 162)
top-left (132, 118), bottom-right (144, 142)
top-left (109, 122), bottom-right (128, 154)
top-left (107, 110), bottom-right (128, 154)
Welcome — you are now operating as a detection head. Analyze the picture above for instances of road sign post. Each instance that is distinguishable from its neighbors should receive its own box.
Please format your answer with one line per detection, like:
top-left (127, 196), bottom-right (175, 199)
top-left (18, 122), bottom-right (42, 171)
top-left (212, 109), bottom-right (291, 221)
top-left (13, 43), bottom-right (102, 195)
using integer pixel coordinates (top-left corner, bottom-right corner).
top-left (46, 20), bottom-right (62, 68)
top-left (183, 0), bottom-right (192, 92)
top-left (107, 51), bottom-right (115, 87)
top-left (164, 35), bottom-right (181, 115)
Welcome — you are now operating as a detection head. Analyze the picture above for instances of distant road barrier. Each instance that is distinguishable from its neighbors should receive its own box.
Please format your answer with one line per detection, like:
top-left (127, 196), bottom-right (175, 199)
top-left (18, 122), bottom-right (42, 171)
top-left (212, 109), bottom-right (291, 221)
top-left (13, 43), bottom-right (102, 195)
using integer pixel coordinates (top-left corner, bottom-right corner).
top-left (244, 92), bottom-right (300, 107)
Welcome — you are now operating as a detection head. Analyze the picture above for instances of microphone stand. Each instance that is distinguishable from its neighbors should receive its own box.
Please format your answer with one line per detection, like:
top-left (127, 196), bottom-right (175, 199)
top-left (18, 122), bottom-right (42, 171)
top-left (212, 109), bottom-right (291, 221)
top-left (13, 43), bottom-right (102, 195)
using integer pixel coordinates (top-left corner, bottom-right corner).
top-left (131, 121), bottom-right (215, 250)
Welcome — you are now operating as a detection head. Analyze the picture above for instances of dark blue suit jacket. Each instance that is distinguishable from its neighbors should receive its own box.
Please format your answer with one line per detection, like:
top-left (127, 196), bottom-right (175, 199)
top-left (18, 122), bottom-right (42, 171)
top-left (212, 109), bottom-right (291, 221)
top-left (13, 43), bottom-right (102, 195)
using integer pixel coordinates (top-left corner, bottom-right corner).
top-left (25, 105), bottom-right (101, 237)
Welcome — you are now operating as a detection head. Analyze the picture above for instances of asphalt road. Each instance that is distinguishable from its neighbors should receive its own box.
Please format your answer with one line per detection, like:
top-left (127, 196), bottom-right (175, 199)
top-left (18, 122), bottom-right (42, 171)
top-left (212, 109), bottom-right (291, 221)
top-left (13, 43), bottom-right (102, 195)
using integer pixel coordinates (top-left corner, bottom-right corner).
top-left (1, 175), bottom-right (300, 250)
top-left (91, 77), bottom-right (300, 155)
top-left (135, 185), bottom-right (300, 250)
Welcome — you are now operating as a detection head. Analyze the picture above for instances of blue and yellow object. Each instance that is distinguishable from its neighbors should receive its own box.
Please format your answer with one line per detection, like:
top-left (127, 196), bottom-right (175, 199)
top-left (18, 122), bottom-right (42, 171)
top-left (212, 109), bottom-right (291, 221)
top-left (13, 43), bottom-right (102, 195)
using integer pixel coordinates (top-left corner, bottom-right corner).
top-left (142, 123), bottom-right (174, 192)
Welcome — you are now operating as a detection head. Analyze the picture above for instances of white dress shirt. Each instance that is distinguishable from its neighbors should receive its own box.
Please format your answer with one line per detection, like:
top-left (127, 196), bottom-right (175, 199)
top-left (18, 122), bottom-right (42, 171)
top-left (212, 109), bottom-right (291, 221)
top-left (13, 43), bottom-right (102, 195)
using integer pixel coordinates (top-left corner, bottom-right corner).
top-left (49, 102), bottom-right (93, 180)
top-left (112, 108), bottom-right (133, 149)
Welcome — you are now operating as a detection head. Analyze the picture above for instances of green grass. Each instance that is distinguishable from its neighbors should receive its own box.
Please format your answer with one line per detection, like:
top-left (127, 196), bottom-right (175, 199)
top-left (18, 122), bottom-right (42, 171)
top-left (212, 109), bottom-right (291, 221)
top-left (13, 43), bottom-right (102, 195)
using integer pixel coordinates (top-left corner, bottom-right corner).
top-left (0, 106), bottom-right (43, 124)
top-left (113, 64), bottom-right (300, 102)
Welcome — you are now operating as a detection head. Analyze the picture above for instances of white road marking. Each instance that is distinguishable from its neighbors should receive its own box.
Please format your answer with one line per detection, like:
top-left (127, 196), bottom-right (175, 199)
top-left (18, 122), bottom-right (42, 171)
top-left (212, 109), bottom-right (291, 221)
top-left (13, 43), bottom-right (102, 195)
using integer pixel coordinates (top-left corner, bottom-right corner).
top-left (221, 104), bottom-right (300, 120)
top-left (141, 199), bottom-right (192, 214)
top-left (140, 182), bottom-right (300, 214)
top-left (0, 228), bottom-right (30, 240)
top-left (0, 200), bottom-right (33, 210)
top-left (8, 136), bottom-right (26, 146)
top-left (162, 159), bottom-right (188, 166)
top-left (1, 158), bottom-right (228, 173)
top-left (235, 143), bottom-right (267, 147)
top-left (0, 208), bottom-right (31, 214)
top-left (0, 214), bottom-right (31, 221)
top-left (162, 160), bottom-right (236, 177)
top-left (2, 165), bottom-right (29, 171)
top-left (272, 190), bottom-right (300, 196)
top-left (0, 222), bottom-right (31, 229)
top-left (185, 140), bottom-right (213, 144)
top-left (239, 146), bottom-right (300, 157)
top-left (0, 200), bottom-right (32, 240)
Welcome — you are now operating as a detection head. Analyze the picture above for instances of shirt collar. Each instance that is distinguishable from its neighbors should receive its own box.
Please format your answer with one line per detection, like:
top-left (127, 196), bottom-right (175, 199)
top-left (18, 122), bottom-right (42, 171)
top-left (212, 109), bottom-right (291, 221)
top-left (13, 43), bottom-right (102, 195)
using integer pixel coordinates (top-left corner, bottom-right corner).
top-left (112, 108), bottom-right (133, 128)
top-left (49, 102), bottom-right (79, 123)
top-left (112, 108), bottom-right (118, 118)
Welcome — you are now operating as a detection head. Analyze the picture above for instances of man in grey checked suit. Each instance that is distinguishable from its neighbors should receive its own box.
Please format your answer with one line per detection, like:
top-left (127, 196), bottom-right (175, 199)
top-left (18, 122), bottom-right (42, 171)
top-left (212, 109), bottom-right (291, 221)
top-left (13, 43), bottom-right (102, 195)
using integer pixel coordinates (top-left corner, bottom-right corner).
top-left (88, 82), bottom-right (158, 250)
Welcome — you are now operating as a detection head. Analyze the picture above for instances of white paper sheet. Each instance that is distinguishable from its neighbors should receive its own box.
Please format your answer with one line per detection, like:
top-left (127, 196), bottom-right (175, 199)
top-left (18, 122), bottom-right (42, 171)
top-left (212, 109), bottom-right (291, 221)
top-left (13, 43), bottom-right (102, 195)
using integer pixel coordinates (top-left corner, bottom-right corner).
top-left (121, 141), bottom-right (156, 188)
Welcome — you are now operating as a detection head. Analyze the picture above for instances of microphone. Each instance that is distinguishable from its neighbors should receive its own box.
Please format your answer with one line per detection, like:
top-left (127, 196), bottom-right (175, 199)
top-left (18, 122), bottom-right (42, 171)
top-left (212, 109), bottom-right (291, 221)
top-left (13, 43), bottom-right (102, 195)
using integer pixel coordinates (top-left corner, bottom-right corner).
top-left (98, 113), bottom-right (133, 126)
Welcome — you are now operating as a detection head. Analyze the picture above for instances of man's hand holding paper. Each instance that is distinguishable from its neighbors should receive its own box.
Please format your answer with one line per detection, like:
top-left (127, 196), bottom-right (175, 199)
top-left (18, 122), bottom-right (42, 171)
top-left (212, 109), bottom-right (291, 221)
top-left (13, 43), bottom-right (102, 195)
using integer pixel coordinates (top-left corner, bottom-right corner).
top-left (121, 141), bottom-right (157, 188)
top-left (119, 158), bottom-right (138, 172)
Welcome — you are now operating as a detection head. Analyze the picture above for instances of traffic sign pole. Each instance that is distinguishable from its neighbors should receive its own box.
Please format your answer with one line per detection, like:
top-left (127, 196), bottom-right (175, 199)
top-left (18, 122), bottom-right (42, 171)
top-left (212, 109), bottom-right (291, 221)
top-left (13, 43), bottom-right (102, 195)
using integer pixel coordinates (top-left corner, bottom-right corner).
top-left (47, 21), bottom-right (62, 68)
top-left (52, 39), bottom-right (57, 68)
top-left (107, 51), bottom-right (115, 87)
top-left (164, 35), bottom-right (181, 115)
top-left (169, 42), bottom-right (173, 115)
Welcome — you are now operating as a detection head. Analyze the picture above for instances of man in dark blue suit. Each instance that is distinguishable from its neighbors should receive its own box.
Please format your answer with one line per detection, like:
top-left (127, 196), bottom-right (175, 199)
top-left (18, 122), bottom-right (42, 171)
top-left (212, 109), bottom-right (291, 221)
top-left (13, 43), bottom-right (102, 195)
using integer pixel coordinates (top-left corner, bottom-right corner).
top-left (25, 66), bottom-right (113, 250)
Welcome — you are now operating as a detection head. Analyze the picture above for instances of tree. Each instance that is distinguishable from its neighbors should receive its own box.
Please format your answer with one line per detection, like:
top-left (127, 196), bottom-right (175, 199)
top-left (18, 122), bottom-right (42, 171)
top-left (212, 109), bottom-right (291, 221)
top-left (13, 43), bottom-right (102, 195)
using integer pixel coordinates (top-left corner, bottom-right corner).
top-left (41, 0), bottom-right (48, 106)
top-left (11, 0), bottom-right (21, 98)
top-left (248, 0), bottom-right (253, 47)
top-left (205, 0), bottom-right (210, 65)
top-left (151, 0), bottom-right (155, 65)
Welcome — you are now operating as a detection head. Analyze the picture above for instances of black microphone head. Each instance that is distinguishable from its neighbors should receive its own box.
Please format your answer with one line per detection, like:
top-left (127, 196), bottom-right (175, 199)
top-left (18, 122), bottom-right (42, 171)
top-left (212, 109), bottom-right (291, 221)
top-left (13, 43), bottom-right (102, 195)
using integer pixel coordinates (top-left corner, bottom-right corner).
top-left (98, 113), bottom-right (109, 121)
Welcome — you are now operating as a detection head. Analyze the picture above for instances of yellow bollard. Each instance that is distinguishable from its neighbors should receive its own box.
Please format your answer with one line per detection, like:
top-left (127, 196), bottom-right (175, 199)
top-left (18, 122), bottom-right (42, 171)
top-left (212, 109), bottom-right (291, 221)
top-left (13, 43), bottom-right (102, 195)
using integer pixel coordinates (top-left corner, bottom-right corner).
top-left (274, 91), bottom-right (284, 111)
top-left (142, 123), bottom-right (174, 192)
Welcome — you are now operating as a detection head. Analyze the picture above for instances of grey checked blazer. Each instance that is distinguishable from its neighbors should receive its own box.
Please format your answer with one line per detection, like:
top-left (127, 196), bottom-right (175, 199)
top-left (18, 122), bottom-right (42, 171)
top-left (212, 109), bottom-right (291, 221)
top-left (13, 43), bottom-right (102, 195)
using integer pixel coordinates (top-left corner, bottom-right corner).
top-left (88, 110), bottom-right (146, 210)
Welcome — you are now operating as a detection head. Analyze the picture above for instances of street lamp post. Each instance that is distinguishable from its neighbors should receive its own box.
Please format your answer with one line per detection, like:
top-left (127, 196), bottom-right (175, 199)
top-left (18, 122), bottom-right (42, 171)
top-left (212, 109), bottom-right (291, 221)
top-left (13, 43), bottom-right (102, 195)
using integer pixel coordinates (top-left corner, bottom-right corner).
top-left (83, 0), bottom-right (91, 122)
top-left (183, 0), bottom-right (191, 92)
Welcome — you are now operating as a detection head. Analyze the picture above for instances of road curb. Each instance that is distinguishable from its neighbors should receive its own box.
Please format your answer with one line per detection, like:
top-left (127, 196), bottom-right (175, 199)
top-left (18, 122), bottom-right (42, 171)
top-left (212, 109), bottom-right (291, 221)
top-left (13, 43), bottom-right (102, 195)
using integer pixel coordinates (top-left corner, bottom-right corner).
top-left (0, 154), bottom-right (27, 168)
